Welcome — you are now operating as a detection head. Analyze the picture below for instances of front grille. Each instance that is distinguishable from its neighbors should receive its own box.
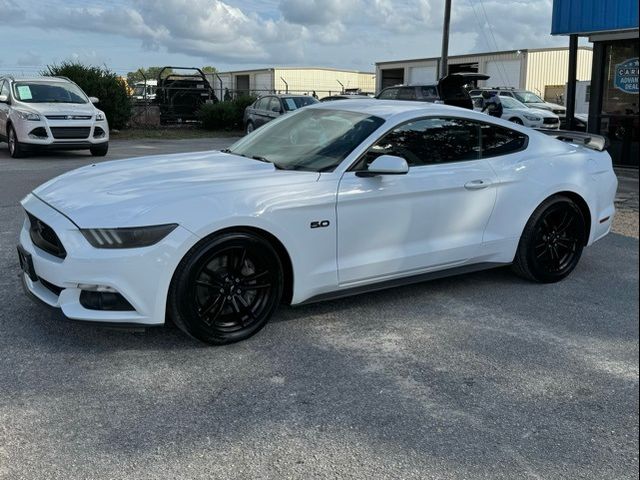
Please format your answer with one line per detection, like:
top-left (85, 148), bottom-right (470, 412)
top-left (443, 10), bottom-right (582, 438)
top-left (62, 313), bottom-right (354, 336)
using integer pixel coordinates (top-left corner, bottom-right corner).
top-left (543, 117), bottom-right (560, 124)
top-left (46, 115), bottom-right (92, 120)
top-left (39, 277), bottom-right (64, 296)
top-left (50, 127), bottom-right (91, 139)
top-left (27, 213), bottom-right (67, 259)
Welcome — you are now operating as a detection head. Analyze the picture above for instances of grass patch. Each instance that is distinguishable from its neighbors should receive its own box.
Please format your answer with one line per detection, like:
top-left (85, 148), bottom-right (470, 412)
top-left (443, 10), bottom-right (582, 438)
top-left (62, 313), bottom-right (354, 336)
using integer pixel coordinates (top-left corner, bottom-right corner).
top-left (111, 127), bottom-right (243, 141)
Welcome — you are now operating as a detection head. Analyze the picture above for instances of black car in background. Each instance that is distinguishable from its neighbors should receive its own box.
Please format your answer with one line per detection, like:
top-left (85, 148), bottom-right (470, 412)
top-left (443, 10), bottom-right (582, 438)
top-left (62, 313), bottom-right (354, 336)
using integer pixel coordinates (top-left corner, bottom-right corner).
top-left (376, 73), bottom-right (489, 110)
top-left (243, 94), bottom-right (318, 134)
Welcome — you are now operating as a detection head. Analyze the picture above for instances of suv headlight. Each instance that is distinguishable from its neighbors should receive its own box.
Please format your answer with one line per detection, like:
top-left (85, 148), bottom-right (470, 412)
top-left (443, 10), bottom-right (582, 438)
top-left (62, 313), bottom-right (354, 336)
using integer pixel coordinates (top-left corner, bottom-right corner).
top-left (81, 224), bottom-right (178, 249)
top-left (15, 110), bottom-right (41, 121)
top-left (95, 112), bottom-right (106, 121)
top-left (523, 114), bottom-right (541, 121)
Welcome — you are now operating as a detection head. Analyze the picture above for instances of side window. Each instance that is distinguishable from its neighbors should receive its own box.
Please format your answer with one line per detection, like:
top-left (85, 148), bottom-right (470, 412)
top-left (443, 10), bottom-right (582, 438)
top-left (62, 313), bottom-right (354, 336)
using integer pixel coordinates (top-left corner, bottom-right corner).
top-left (255, 97), bottom-right (269, 110)
top-left (0, 81), bottom-right (9, 97)
top-left (378, 88), bottom-right (398, 100)
top-left (397, 87), bottom-right (417, 100)
top-left (420, 86), bottom-right (438, 99)
top-left (359, 117), bottom-right (481, 168)
top-left (268, 97), bottom-right (282, 113)
top-left (480, 123), bottom-right (528, 158)
top-left (499, 92), bottom-right (514, 98)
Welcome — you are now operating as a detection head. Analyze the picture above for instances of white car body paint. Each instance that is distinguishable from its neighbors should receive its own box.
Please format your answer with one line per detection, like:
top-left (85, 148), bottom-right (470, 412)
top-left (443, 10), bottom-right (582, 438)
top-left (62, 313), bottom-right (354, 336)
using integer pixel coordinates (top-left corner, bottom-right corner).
top-left (19, 100), bottom-right (618, 325)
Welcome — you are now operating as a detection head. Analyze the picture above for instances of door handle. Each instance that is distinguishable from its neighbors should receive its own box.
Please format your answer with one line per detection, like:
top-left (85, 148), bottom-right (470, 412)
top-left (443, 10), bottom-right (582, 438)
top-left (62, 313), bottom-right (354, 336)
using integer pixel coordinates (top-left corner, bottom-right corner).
top-left (464, 179), bottom-right (492, 190)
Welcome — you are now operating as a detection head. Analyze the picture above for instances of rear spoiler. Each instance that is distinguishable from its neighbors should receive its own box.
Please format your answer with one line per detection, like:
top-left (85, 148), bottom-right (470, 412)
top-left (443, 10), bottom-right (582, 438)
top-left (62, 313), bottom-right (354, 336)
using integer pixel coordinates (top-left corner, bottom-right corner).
top-left (535, 129), bottom-right (609, 152)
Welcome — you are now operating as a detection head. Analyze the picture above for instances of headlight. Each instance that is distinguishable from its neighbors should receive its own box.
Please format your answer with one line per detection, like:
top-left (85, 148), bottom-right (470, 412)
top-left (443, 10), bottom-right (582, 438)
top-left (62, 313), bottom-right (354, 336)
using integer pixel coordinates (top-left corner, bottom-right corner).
top-left (95, 112), bottom-right (105, 121)
top-left (81, 224), bottom-right (178, 249)
top-left (523, 114), bottom-right (541, 121)
top-left (15, 110), bottom-right (40, 121)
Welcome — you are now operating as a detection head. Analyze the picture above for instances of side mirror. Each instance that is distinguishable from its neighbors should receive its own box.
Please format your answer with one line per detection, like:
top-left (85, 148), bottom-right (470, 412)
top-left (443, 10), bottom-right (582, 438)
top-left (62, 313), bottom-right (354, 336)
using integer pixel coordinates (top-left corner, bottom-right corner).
top-left (0, 94), bottom-right (8, 103)
top-left (89, 96), bottom-right (99, 104)
top-left (356, 155), bottom-right (409, 177)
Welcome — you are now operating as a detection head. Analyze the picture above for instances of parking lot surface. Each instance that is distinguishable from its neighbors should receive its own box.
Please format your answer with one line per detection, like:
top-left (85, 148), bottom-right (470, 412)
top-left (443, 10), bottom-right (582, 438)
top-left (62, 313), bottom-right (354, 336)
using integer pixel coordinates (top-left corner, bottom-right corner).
top-left (1, 140), bottom-right (638, 479)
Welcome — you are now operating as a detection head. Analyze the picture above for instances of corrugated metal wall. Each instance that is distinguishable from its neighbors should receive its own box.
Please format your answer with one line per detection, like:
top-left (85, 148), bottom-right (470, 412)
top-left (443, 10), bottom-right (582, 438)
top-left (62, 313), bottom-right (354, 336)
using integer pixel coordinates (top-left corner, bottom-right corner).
top-left (552, 0), bottom-right (639, 35)
top-left (525, 48), bottom-right (593, 96)
top-left (273, 69), bottom-right (376, 96)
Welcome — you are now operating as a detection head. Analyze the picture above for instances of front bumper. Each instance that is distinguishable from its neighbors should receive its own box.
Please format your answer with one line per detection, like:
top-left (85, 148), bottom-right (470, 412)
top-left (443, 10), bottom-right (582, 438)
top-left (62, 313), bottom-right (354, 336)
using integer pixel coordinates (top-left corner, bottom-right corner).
top-left (19, 194), bottom-right (197, 326)
top-left (13, 117), bottom-right (109, 147)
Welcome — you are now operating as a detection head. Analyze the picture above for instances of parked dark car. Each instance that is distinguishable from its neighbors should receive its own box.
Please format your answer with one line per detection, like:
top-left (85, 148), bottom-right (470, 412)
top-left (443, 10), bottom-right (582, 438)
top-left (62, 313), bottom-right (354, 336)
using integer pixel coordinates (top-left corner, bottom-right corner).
top-left (376, 73), bottom-right (489, 110)
top-left (243, 94), bottom-right (318, 134)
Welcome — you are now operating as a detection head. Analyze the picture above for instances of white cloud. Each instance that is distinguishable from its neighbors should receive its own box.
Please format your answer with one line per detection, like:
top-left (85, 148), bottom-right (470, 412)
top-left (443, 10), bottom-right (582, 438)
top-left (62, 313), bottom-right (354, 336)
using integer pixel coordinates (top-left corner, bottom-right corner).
top-left (6, 0), bottom-right (567, 68)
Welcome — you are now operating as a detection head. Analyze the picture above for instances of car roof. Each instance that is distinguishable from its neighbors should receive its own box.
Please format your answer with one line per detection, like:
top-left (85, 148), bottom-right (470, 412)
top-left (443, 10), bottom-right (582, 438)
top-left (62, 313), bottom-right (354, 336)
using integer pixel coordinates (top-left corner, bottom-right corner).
top-left (2, 76), bottom-right (72, 83)
top-left (310, 98), bottom-right (474, 119)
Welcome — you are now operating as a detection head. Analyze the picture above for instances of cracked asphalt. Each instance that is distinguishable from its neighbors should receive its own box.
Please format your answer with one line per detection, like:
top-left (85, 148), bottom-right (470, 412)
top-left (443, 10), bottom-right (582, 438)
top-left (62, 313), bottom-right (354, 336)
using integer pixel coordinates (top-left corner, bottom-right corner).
top-left (1, 139), bottom-right (638, 479)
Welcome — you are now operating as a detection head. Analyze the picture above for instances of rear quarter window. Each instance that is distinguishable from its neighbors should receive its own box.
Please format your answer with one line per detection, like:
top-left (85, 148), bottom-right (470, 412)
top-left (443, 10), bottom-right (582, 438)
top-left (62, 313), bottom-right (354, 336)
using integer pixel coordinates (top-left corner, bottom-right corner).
top-left (480, 123), bottom-right (528, 158)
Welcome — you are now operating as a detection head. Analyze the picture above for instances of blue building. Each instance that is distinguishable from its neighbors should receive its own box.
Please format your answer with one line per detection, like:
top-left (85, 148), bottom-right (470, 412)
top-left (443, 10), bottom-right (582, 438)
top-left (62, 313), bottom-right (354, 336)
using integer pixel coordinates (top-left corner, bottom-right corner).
top-left (552, 0), bottom-right (639, 167)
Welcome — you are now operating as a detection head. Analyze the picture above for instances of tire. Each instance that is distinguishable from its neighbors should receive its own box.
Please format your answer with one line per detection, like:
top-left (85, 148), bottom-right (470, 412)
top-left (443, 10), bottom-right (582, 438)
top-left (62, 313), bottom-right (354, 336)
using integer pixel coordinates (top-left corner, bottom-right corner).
top-left (509, 117), bottom-right (524, 125)
top-left (7, 125), bottom-right (27, 158)
top-left (90, 142), bottom-right (109, 157)
top-left (512, 195), bottom-right (586, 283)
top-left (245, 121), bottom-right (255, 135)
top-left (168, 232), bottom-right (284, 345)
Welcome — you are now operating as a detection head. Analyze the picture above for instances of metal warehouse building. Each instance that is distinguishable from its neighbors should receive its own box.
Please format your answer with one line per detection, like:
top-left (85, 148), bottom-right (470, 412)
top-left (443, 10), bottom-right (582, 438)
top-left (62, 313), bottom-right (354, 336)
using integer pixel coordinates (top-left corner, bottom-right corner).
top-left (208, 67), bottom-right (376, 99)
top-left (375, 47), bottom-right (593, 102)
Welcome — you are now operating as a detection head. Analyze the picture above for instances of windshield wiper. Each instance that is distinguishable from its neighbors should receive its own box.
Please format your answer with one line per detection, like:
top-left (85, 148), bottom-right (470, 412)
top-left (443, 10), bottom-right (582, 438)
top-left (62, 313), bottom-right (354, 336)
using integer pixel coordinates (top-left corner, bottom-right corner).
top-left (251, 155), bottom-right (288, 170)
top-left (220, 148), bottom-right (231, 153)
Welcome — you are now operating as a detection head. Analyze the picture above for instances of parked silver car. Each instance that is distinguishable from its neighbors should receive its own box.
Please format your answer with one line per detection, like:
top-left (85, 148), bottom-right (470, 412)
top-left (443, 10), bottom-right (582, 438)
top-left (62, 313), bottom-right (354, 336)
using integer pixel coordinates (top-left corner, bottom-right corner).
top-left (243, 94), bottom-right (318, 134)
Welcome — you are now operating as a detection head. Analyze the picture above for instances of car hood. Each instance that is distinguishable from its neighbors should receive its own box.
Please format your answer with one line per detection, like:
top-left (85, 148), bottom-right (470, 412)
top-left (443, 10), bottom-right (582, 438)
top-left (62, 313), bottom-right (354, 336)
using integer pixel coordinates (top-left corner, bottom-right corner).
top-left (526, 102), bottom-right (565, 112)
top-left (15, 101), bottom-right (96, 116)
top-left (33, 151), bottom-right (319, 228)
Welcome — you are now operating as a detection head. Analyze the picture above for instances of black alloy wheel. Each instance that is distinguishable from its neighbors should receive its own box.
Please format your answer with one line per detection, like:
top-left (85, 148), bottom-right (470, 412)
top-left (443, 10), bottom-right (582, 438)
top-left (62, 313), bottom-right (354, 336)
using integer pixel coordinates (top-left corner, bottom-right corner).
top-left (513, 196), bottom-right (586, 283)
top-left (169, 233), bottom-right (283, 345)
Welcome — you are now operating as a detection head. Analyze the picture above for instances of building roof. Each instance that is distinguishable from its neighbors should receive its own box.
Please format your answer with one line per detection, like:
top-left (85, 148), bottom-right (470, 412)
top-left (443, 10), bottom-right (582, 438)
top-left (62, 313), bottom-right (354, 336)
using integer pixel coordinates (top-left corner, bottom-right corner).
top-left (375, 46), bottom-right (593, 66)
top-left (217, 66), bottom-right (375, 75)
top-left (552, 0), bottom-right (639, 35)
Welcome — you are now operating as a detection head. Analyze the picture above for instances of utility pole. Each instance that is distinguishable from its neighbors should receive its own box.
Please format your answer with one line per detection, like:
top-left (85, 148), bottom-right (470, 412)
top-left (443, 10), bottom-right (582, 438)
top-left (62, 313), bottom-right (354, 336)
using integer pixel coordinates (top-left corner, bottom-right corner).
top-left (440, 0), bottom-right (452, 78)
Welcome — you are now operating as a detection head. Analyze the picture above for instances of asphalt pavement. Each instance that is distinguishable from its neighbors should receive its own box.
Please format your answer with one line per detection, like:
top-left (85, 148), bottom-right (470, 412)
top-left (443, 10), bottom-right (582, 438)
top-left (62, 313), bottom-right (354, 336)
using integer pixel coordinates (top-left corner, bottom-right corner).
top-left (0, 139), bottom-right (638, 479)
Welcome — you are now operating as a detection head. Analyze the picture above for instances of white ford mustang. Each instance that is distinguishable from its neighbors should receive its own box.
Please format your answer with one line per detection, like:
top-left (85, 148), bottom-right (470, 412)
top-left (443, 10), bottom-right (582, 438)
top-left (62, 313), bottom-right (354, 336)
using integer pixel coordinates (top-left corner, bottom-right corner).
top-left (18, 100), bottom-right (617, 344)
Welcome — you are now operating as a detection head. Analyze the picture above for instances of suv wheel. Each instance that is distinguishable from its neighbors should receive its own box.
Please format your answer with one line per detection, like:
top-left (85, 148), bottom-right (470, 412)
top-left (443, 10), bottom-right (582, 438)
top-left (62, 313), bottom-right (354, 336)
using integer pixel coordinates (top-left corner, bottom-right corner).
top-left (7, 125), bottom-right (27, 158)
top-left (90, 142), bottom-right (109, 157)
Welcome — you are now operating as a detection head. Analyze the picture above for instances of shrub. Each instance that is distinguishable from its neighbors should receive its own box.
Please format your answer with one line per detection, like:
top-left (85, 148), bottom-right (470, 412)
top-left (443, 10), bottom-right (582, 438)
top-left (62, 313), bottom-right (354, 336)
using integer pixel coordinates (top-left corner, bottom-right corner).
top-left (42, 62), bottom-right (132, 129)
top-left (198, 95), bottom-right (257, 131)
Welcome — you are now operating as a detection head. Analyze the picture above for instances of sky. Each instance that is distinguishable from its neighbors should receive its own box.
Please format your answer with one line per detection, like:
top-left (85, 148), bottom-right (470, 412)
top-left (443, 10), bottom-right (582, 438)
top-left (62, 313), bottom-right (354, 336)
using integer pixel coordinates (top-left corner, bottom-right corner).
top-left (0, 0), bottom-right (574, 76)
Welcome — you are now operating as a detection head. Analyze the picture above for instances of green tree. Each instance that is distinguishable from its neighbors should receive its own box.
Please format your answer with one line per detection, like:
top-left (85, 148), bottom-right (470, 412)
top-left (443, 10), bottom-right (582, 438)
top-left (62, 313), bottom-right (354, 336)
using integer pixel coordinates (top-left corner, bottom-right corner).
top-left (201, 66), bottom-right (217, 74)
top-left (43, 62), bottom-right (132, 129)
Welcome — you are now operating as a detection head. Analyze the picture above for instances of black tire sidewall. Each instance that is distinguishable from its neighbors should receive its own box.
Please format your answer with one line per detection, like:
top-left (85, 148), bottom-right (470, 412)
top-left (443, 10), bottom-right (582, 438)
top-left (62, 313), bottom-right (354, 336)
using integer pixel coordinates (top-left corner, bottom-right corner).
top-left (523, 197), bottom-right (585, 283)
top-left (169, 232), bottom-right (283, 345)
top-left (90, 143), bottom-right (109, 156)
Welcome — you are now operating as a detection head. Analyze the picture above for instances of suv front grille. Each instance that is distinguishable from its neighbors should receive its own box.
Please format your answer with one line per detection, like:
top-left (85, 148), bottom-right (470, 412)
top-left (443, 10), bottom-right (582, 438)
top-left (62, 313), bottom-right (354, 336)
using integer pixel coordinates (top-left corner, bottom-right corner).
top-left (27, 213), bottom-right (67, 259)
top-left (46, 115), bottom-right (93, 120)
top-left (543, 117), bottom-right (560, 124)
top-left (50, 127), bottom-right (91, 139)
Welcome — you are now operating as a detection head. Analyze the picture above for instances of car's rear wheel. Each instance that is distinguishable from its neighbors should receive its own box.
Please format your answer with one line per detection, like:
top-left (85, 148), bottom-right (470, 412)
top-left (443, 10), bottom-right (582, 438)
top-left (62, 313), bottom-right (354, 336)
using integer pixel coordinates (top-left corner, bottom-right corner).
top-left (512, 195), bottom-right (586, 283)
top-left (7, 125), bottom-right (27, 158)
top-left (90, 142), bottom-right (109, 157)
top-left (169, 232), bottom-right (283, 345)
top-left (509, 117), bottom-right (524, 125)
top-left (245, 121), bottom-right (255, 135)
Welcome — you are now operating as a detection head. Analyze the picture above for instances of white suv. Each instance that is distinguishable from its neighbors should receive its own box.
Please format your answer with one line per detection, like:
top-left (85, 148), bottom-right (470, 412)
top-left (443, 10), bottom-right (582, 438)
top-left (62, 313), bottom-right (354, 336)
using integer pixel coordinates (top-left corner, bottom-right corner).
top-left (0, 76), bottom-right (109, 158)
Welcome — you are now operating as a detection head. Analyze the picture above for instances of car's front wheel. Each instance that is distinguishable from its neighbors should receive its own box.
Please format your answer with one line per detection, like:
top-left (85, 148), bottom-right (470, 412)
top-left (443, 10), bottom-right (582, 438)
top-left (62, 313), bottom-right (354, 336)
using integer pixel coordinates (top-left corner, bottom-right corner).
top-left (512, 195), bottom-right (586, 283)
top-left (509, 117), bottom-right (524, 125)
top-left (7, 125), bottom-right (27, 158)
top-left (245, 121), bottom-right (255, 135)
top-left (90, 142), bottom-right (109, 157)
top-left (169, 232), bottom-right (284, 345)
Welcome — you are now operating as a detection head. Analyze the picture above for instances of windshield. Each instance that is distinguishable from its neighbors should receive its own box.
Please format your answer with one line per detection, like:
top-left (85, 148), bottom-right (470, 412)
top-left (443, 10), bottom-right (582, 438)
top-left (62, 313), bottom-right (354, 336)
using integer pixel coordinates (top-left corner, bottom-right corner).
top-left (500, 96), bottom-right (527, 109)
top-left (13, 81), bottom-right (88, 104)
top-left (226, 108), bottom-right (385, 172)
top-left (513, 91), bottom-right (544, 104)
top-left (282, 96), bottom-right (318, 111)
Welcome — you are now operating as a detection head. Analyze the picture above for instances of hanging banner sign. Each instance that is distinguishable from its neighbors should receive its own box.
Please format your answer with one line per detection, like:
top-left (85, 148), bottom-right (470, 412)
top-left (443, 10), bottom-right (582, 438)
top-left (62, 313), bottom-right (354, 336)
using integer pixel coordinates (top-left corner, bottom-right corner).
top-left (614, 58), bottom-right (639, 94)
